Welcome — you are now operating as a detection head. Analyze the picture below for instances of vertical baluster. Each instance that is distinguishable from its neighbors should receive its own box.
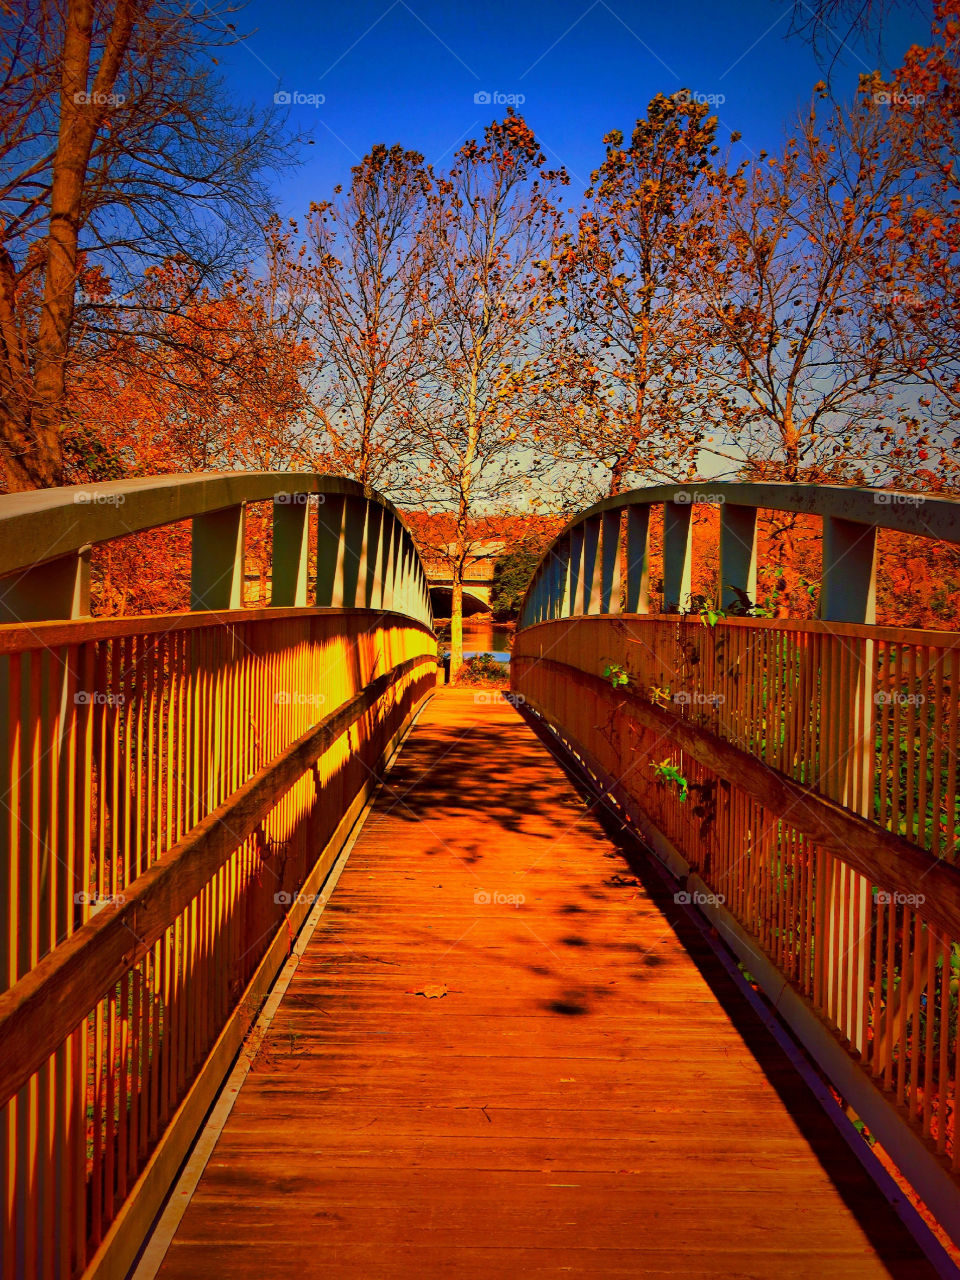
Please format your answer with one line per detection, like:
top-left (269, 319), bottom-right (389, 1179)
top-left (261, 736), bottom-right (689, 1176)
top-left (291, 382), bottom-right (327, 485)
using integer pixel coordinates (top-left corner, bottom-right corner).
top-left (662, 500), bottom-right (693, 614)
top-left (599, 510), bottom-right (622, 615)
top-left (624, 506), bottom-right (651, 615)
top-left (719, 504), bottom-right (758, 612)
top-left (272, 494), bottom-right (311, 608)
top-left (191, 505), bottom-right (245, 611)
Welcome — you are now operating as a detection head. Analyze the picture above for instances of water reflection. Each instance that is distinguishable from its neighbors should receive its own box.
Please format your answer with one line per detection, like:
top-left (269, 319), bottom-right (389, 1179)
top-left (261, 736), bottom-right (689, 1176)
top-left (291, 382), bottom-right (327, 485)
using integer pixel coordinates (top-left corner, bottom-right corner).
top-left (435, 619), bottom-right (514, 658)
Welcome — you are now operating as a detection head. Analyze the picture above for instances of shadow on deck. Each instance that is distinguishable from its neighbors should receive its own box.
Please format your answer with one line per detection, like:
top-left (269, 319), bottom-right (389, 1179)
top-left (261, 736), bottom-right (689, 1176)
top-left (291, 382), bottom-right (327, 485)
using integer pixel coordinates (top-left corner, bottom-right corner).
top-left (148, 689), bottom-right (938, 1280)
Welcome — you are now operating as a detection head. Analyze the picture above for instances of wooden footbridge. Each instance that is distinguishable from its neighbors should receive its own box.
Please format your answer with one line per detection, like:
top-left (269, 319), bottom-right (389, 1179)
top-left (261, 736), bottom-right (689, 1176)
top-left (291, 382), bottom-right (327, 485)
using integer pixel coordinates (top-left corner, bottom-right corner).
top-left (1, 474), bottom-right (960, 1278)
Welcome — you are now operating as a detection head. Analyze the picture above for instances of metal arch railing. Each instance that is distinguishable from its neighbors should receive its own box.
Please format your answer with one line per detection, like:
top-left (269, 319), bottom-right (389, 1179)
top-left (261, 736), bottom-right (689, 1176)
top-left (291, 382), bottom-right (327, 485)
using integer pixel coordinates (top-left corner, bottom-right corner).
top-left (0, 472), bottom-right (436, 1280)
top-left (518, 481), bottom-right (960, 629)
top-left (511, 481), bottom-right (960, 1244)
top-left (0, 471), bottom-right (433, 630)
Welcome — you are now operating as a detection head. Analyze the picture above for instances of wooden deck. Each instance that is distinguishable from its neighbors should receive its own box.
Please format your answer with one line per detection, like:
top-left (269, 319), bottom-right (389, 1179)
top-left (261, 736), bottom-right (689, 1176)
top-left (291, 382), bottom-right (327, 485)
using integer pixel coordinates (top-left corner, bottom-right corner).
top-left (156, 688), bottom-right (937, 1279)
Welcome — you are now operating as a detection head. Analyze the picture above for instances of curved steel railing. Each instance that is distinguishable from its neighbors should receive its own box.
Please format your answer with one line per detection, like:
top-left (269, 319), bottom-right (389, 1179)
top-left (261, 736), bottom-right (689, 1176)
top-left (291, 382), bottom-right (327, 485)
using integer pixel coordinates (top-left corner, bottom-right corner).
top-left (0, 471), bottom-right (433, 629)
top-left (518, 481), bottom-right (960, 628)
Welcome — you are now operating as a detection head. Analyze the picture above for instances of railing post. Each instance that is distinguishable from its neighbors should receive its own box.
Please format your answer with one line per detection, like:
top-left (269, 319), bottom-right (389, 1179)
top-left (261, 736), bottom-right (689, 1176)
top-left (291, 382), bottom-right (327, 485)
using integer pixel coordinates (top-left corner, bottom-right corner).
top-left (271, 496), bottom-right (310, 608)
top-left (397, 536), bottom-right (413, 618)
top-left (363, 503), bottom-right (385, 611)
top-left (351, 499), bottom-right (372, 610)
top-left (316, 494), bottom-right (367, 609)
top-left (521, 567), bottom-right (536, 627)
top-left (821, 517), bottom-right (877, 625)
top-left (719, 504), bottom-right (758, 612)
top-left (582, 515), bottom-right (602, 614)
top-left (662, 500), bottom-right (693, 613)
top-left (191, 505), bottom-right (245, 611)
top-left (551, 537), bottom-right (570, 620)
top-left (413, 542), bottom-right (423, 623)
top-left (820, 514), bottom-right (878, 1055)
top-left (315, 493), bottom-right (345, 607)
top-left (392, 520), bottom-right (406, 620)
top-left (417, 556), bottom-right (429, 625)
top-left (0, 546), bottom-right (91, 623)
top-left (537, 564), bottom-right (548, 622)
top-left (529, 570), bottom-right (540, 624)
top-left (543, 545), bottom-right (556, 622)
top-left (625, 506), bottom-right (651, 615)
top-left (567, 524), bottom-right (585, 618)
top-left (381, 515), bottom-right (398, 614)
top-left (600, 510), bottom-right (622, 615)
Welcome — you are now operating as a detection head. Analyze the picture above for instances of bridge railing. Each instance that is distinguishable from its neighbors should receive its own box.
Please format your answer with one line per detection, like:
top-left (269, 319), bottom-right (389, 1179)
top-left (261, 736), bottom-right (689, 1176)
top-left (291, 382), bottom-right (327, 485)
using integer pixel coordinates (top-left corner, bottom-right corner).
top-left (513, 481), bottom-right (960, 1238)
top-left (0, 473), bottom-right (436, 1279)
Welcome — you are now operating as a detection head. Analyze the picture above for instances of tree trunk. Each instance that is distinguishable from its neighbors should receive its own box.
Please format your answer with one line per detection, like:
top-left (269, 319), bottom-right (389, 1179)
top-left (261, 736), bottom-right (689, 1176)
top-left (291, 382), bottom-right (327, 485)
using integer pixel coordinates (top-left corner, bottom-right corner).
top-left (29, 0), bottom-right (101, 488)
top-left (0, 414), bottom-right (45, 492)
top-left (450, 568), bottom-right (464, 680)
top-left (3, 0), bottom-right (136, 491)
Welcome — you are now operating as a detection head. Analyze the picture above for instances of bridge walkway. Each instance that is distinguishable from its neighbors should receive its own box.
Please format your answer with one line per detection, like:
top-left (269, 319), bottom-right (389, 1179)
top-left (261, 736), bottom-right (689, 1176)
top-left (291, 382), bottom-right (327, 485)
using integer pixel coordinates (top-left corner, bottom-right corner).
top-left (153, 689), bottom-right (936, 1279)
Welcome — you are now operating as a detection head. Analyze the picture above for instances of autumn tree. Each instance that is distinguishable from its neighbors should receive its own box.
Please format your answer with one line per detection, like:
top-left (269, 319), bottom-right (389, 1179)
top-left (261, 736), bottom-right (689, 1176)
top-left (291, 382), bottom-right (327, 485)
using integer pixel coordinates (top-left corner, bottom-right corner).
top-left (783, 0), bottom-right (909, 62)
top-left (854, 0), bottom-right (960, 491)
top-left (543, 92), bottom-right (739, 500)
top-left (0, 0), bottom-right (297, 491)
top-left (70, 229), bottom-right (316, 478)
top-left (406, 113), bottom-right (567, 676)
top-left (302, 145), bottom-right (431, 495)
top-left (686, 86), bottom-right (931, 485)
top-left (491, 542), bottom-right (546, 621)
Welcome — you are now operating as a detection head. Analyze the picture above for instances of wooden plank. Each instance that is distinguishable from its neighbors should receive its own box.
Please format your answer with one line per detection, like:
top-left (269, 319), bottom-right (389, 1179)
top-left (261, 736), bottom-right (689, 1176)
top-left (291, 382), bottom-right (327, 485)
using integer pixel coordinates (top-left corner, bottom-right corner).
top-left (153, 691), bottom-right (937, 1280)
top-left (81, 690), bottom-right (432, 1280)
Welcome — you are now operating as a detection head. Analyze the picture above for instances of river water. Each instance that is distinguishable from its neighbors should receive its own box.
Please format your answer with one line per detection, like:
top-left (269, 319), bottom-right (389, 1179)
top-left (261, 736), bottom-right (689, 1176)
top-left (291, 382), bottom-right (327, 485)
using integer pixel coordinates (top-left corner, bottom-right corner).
top-left (436, 619), bottom-right (514, 659)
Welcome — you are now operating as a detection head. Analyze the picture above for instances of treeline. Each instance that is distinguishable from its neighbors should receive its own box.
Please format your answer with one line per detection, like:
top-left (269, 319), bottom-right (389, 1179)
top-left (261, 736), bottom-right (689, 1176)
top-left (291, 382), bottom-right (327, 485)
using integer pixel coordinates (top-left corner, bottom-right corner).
top-left (2, 1), bottom-right (959, 651)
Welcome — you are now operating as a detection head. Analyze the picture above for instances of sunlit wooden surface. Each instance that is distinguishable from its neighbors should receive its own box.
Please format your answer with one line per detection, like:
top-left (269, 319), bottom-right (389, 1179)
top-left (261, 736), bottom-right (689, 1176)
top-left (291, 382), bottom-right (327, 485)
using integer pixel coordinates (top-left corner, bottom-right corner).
top-left (158, 689), bottom-right (935, 1279)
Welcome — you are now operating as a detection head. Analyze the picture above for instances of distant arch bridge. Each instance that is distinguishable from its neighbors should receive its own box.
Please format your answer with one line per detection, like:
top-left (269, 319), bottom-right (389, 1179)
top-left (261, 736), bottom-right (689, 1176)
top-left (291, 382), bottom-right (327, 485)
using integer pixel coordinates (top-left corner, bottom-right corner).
top-left (422, 548), bottom-right (499, 618)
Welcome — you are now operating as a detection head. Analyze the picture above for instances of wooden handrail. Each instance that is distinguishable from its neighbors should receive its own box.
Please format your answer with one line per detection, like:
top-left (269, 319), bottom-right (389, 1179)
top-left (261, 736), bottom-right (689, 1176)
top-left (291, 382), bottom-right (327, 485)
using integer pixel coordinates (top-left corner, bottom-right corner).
top-left (0, 603), bottom-right (436, 654)
top-left (0, 653), bottom-right (433, 1111)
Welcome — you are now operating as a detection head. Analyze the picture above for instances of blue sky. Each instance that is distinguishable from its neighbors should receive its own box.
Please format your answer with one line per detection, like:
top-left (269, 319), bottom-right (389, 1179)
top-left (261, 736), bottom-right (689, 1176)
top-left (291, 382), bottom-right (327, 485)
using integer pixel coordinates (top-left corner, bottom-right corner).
top-left (216, 0), bottom-right (932, 215)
